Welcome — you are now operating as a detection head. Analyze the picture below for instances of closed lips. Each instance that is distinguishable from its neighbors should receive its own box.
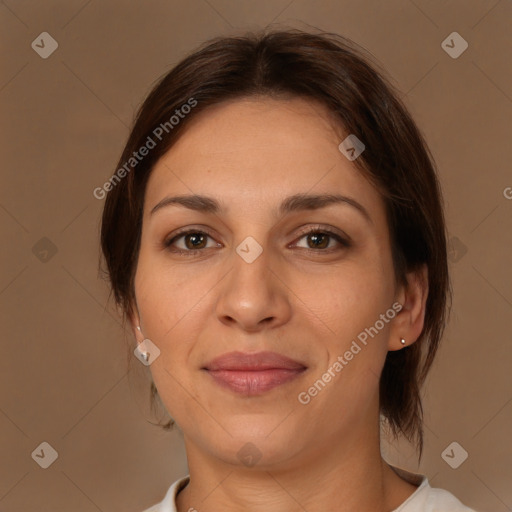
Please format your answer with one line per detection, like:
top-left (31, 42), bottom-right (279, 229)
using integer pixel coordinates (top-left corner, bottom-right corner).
top-left (203, 351), bottom-right (307, 371)
top-left (203, 351), bottom-right (307, 396)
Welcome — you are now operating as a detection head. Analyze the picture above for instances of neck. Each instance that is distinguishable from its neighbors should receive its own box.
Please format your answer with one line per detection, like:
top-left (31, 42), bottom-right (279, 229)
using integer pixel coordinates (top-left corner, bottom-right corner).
top-left (176, 406), bottom-right (417, 512)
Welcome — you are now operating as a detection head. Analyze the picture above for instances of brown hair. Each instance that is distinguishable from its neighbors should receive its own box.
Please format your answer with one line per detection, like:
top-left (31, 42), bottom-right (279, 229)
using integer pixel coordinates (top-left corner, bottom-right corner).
top-left (100, 27), bottom-right (451, 460)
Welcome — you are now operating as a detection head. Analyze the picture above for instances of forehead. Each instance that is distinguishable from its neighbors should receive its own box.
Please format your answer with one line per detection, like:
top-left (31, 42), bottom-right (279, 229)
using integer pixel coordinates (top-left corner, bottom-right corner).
top-left (156, 96), bottom-right (344, 167)
top-left (144, 97), bottom-right (385, 223)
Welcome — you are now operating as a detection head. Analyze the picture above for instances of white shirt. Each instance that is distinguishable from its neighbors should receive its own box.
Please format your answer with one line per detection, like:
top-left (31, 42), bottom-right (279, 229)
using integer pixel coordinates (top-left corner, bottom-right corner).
top-left (142, 465), bottom-right (477, 512)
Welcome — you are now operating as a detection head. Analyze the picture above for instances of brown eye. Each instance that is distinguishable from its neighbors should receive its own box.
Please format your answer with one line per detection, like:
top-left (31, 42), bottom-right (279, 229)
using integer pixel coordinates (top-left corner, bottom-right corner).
top-left (182, 232), bottom-right (208, 250)
top-left (305, 232), bottom-right (330, 249)
top-left (294, 228), bottom-right (350, 252)
top-left (164, 230), bottom-right (219, 254)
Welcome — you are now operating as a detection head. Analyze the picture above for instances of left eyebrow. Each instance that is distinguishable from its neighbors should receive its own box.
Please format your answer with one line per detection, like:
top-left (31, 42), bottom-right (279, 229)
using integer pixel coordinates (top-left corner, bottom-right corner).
top-left (150, 192), bottom-right (372, 224)
top-left (279, 193), bottom-right (372, 224)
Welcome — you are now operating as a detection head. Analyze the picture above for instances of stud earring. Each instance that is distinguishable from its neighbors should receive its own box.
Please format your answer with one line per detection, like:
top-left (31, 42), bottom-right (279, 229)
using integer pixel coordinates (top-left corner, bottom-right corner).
top-left (400, 338), bottom-right (406, 345)
top-left (135, 328), bottom-right (150, 362)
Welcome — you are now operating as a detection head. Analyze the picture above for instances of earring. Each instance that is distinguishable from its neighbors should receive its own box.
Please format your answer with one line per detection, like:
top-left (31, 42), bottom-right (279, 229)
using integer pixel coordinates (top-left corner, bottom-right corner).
top-left (400, 338), bottom-right (406, 345)
top-left (136, 326), bottom-right (147, 355)
top-left (135, 328), bottom-right (150, 362)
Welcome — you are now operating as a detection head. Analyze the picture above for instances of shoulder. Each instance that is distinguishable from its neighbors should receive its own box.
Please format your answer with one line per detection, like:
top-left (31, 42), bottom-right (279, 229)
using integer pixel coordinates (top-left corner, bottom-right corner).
top-left (140, 475), bottom-right (190, 512)
top-left (420, 486), bottom-right (478, 512)
top-left (398, 481), bottom-right (478, 511)
top-left (390, 465), bottom-right (477, 512)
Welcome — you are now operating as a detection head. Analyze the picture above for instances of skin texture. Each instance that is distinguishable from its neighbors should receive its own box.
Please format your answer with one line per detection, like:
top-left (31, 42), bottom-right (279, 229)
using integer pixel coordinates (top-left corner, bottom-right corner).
top-left (130, 97), bottom-right (428, 512)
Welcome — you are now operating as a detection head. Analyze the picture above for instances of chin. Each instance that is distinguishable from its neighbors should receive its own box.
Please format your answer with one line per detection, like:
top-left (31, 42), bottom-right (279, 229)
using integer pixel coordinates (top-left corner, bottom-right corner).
top-left (212, 429), bottom-right (304, 468)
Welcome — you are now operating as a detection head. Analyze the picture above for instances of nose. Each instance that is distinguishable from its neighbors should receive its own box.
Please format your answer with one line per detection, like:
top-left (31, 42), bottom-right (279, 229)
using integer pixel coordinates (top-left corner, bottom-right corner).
top-left (215, 246), bottom-right (292, 332)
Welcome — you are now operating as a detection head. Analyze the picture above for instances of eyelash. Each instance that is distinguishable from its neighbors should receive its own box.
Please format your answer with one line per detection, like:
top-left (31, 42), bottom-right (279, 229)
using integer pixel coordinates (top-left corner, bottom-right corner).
top-left (163, 226), bottom-right (351, 256)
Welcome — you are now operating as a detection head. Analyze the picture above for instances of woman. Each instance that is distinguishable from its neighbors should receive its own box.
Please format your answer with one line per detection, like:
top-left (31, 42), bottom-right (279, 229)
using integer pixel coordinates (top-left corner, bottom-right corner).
top-left (100, 28), bottom-right (477, 512)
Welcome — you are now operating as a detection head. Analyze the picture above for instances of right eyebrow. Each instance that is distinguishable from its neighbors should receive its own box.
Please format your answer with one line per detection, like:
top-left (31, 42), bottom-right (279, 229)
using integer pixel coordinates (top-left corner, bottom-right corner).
top-left (150, 194), bottom-right (220, 215)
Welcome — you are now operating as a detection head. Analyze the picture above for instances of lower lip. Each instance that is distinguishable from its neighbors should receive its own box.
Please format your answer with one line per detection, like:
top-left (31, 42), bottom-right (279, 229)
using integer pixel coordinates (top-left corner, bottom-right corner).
top-left (205, 368), bottom-right (306, 395)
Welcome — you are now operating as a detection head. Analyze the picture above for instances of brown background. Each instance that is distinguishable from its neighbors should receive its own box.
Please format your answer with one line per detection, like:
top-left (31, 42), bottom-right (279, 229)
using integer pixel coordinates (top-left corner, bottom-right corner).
top-left (1, 1), bottom-right (511, 511)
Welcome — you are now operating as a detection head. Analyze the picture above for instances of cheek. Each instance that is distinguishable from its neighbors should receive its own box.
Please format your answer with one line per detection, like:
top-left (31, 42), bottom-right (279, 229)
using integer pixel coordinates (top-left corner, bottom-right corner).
top-left (290, 259), bottom-right (391, 338)
top-left (134, 261), bottom-right (206, 421)
top-left (300, 270), bottom-right (392, 407)
top-left (292, 260), bottom-right (395, 394)
top-left (134, 250), bottom-right (209, 337)
top-left (134, 252), bottom-right (216, 384)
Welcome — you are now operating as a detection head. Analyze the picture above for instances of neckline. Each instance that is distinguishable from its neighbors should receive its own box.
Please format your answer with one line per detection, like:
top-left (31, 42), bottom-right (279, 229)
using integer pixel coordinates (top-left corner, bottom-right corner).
top-left (170, 465), bottom-right (429, 511)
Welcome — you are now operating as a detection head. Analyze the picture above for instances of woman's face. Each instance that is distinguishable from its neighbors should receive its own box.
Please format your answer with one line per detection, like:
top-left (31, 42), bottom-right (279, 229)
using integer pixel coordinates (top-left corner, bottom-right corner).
top-left (132, 96), bottom-right (410, 468)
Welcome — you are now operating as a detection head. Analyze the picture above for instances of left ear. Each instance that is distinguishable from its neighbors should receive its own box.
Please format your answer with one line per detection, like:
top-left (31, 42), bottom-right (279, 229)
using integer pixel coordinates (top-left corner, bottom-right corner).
top-left (388, 264), bottom-right (429, 351)
top-left (128, 301), bottom-right (145, 345)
